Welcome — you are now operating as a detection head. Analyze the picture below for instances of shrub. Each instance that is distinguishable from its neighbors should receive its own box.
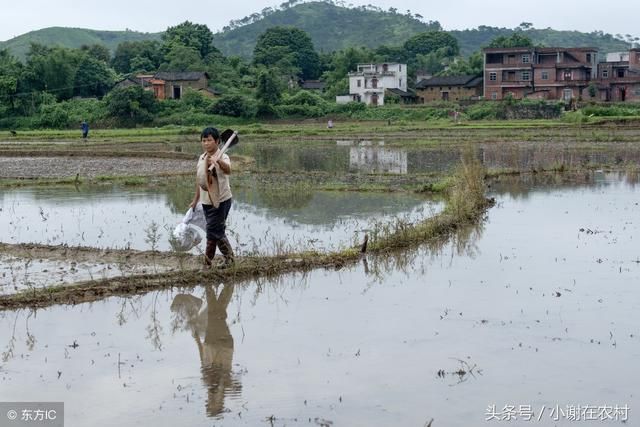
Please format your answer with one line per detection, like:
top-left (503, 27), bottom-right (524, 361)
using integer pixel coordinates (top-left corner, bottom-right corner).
top-left (103, 86), bottom-right (157, 126)
top-left (210, 94), bottom-right (256, 118)
top-left (36, 103), bottom-right (71, 128)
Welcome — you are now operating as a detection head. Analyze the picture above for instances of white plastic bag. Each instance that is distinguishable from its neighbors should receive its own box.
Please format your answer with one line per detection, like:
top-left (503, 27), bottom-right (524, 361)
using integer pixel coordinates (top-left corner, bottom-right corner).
top-left (170, 223), bottom-right (202, 252)
top-left (170, 204), bottom-right (206, 251)
top-left (183, 204), bottom-right (207, 232)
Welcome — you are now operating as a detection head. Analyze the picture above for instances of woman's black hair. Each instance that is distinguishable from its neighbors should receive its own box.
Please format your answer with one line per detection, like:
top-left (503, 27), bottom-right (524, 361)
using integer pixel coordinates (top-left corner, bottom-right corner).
top-left (200, 127), bottom-right (220, 140)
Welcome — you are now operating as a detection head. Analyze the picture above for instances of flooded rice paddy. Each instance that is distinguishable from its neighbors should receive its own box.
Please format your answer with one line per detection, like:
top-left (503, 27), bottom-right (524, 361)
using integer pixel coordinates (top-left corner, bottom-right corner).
top-left (0, 183), bottom-right (439, 293)
top-left (235, 140), bottom-right (640, 175)
top-left (1, 171), bottom-right (638, 426)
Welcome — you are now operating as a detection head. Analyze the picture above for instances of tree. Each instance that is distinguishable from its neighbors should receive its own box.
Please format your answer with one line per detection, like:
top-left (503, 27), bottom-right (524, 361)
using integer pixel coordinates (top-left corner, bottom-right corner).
top-left (23, 44), bottom-right (80, 101)
top-left (487, 33), bottom-right (534, 48)
top-left (439, 51), bottom-right (484, 76)
top-left (162, 21), bottom-right (219, 60)
top-left (0, 49), bottom-right (22, 113)
top-left (256, 68), bottom-right (283, 116)
top-left (103, 85), bottom-right (157, 125)
top-left (159, 43), bottom-right (203, 71)
top-left (253, 27), bottom-right (321, 80)
top-left (112, 40), bottom-right (162, 74)
top-left (403, 31), bottom-right (460, 57)
top-left (518, 22), bottom-right (533, 30)
top-left (211, 94), bottom-right (256, 118)
top-left (74, 55), bottom-right (117, 98)
top-left (256, 68), bottom-right (282, 105)
top-left (80, 44), bottom-right (111, 63)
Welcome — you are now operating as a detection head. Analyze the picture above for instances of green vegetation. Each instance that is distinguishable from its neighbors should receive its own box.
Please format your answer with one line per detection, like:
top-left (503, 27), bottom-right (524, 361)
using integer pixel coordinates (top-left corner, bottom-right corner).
top-left (0, 27), bottom-right (162, 61)
top-left (2, 3), bottom-right (632, 62)
top-left (213, 1), bottom-right (440, 58)
top-left (253, 27), bottom-right (320, 80)
top-left (0, 1), bottom-right (636, 130)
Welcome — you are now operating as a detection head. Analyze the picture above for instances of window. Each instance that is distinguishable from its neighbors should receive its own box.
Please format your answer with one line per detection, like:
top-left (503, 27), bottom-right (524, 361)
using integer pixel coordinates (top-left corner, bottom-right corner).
top-left (522, 71), bottom-right (530, 81)
top-left (541, 71), bottom-right (549, 80)
top-left (491, 92), bottom-right (498, 100)
top-left (399, 78), bottom-right (402, 87)
top-left (399, 65), bottom-right (402, 71)
top-left (522, 54), bottom-right (530, 63)
top-left (357, 79), bottom-right (361, 87)
top-left (586, 53), bottom-right (592, 62)
top-left (489, 72), bottom-right (497, 81)
top-left (618, 69), bottom-right (625, 78)
top-left (564, 70), bottom-right (572, 80)
top-left (602, 69), bottom-right (609, 78)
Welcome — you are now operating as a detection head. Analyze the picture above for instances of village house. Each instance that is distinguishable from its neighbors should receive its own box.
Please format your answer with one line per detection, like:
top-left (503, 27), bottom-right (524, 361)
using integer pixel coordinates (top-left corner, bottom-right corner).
top-left (115, 71), bottom-right (211, 100)
top-left (595, 48), bottom-right (640, 101)
top-left (483, 46), bottom-right (598, 101)
top-left (337, 63), bottom-right (408, 106)
top-left (483, 46), bottom-right (640, 102)
top-left (299, 80), bottom-right (326, 93)
top-left (151, 72), bottom-right (210, 100)
top-left (415, 75), bottom-right (483, 102)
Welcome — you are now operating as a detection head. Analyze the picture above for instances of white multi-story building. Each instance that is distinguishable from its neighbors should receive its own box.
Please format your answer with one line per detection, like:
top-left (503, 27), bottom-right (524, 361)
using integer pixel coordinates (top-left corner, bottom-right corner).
top-left (339, 63), bottom-right (408, 106)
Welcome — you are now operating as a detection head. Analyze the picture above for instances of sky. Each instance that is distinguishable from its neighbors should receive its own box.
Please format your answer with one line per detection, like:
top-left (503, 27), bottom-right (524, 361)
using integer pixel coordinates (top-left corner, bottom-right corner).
top-left (1, 0), bottom-right (638, 42)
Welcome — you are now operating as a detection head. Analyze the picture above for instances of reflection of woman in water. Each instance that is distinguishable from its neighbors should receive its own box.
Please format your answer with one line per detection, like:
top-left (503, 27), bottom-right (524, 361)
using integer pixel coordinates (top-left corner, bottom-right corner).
top-left (170, 284), bottom-right (241, 417)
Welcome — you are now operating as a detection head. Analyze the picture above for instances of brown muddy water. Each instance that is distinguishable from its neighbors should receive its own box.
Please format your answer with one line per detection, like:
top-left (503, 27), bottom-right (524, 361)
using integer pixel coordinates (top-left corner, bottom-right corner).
top-left (0, 172), bottom-right (638, 426)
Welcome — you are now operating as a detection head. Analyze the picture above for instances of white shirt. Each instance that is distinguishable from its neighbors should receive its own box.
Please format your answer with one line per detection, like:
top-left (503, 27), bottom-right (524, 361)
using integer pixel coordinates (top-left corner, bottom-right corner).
top-left (197, 152), bottom-right (232, 206)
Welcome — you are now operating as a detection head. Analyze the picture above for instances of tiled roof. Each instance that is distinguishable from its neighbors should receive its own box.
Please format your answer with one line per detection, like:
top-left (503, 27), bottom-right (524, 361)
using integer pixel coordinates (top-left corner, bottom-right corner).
top-left (416, 75), bottom-right (478, 88)
top-left (154, 71), bottom-right (209, 81)
top-left (386, 88), bottom-right (417, 98)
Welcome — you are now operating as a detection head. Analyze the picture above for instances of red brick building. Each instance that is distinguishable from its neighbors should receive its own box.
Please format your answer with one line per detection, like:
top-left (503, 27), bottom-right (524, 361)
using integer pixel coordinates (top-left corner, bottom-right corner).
top-left (483, 47), bottom-right (597, 101)
top-left (594, 48), bottom-right (640, 101)
top-left (483, 46), bottom-right (640, 102)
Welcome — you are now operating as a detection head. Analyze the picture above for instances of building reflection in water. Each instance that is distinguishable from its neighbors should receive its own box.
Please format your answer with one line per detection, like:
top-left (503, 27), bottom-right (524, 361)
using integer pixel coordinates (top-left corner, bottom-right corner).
top-left (339, 141), bottom-right (408, 174)
top-left (170, 284), bottom-right (240, 417)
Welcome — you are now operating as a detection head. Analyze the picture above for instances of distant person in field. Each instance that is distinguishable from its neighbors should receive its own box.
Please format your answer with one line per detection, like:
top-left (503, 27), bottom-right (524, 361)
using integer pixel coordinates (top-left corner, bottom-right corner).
top-left (81, 120), bottom-right (89, 139)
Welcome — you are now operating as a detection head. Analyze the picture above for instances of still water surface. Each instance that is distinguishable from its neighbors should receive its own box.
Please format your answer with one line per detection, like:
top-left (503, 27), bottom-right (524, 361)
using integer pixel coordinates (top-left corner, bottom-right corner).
top-left (1, 173), bottom-right (638, 426)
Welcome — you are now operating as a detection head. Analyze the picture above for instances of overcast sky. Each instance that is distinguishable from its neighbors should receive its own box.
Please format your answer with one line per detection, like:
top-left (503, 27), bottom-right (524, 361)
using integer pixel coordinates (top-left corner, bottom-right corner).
top-left (1, 0), bottom-right (638, 42)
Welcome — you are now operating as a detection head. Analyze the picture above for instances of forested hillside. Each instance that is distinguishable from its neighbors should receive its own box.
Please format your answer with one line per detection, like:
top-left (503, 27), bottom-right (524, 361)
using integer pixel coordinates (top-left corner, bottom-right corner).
top-left (212, 1), bottom-right (439, 57)
top-left (0, 27), bottom-right (162, 60)
top-left (1, 2), bottom-right (633, 61)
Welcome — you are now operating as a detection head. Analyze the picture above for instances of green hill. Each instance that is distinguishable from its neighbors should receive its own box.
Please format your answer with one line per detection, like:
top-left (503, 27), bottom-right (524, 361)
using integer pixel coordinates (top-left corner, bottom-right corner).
top-left (0, 2), bottom-right (632, 62)
top-left (452, 26), bottom-right (631, 57)
top-left (0, 27), bottom-right (162, 60)
top-left (211, 1), bottom-right (440, 57)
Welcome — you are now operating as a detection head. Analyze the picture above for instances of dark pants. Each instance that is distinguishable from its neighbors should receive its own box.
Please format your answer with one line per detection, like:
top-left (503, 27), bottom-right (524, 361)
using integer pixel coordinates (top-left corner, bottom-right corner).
top-left (203, 199), bottom-right (232, 241)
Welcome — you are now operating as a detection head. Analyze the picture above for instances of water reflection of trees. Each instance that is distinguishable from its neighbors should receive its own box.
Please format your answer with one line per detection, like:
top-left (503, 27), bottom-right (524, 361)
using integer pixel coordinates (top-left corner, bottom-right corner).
top-left (361, 222), bottom-right (484, 288)
top-left (257, 183), bottom-right (315, 210)
top-left (241, 144), bottom-right (349, 173)
top-left (170, 284), bottom-right (241, 417)
top-left (489, 171), bottom-right (639, 200)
